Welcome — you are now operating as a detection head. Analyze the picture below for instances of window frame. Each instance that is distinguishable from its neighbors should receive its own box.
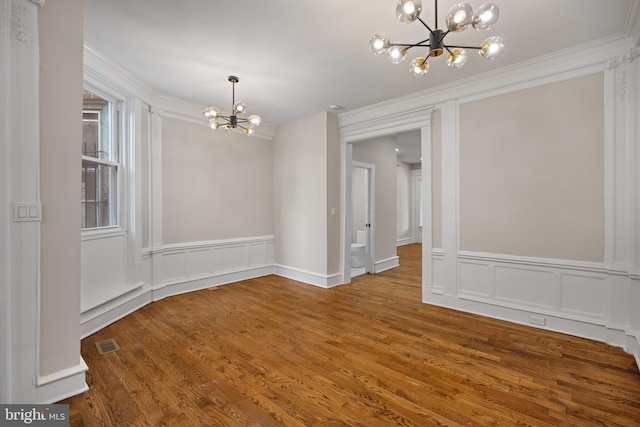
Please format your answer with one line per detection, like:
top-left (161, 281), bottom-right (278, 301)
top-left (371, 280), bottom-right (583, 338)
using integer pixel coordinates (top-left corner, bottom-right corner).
top-left (81, 85), bottom-right (124, 233)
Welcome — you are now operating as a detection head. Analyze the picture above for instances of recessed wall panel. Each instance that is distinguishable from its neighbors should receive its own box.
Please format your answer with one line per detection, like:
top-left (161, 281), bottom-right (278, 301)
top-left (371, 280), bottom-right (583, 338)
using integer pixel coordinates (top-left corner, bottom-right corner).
top-left (494, 266), bottom-right (554, 308)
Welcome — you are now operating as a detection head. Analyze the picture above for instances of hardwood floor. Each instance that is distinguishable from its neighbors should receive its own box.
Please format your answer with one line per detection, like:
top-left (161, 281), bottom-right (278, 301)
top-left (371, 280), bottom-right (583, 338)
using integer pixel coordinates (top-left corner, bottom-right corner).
top-left (61, 244), bottom-right (640, 426)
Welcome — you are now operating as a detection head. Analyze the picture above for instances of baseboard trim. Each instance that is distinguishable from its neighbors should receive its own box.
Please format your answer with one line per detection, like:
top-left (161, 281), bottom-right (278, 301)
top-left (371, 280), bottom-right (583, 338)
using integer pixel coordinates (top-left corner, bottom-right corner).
top-left (36, 359), bottom-right (89, 404)
top-left (81, 284), bottom-right (152, 339)
top-left (152, 266), bottom-right (274, 301)
top-left (273, 265), bottom-right (342, 288)
top-left (374, 256), bottom-right (399, 273)
top-left (396, 237), bottom-right (414, 247)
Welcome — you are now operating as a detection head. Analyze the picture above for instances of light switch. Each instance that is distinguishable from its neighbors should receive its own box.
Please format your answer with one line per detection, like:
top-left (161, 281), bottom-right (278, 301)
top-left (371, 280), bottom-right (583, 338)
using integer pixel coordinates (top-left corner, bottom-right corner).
top-left (13, 202), bottom-right (42, 222)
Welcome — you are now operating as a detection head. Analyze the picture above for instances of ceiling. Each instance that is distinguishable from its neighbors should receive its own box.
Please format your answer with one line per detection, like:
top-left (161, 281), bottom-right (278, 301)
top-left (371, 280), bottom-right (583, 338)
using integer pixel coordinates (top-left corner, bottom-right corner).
top-left (84, 0), bottom-right (636, 163)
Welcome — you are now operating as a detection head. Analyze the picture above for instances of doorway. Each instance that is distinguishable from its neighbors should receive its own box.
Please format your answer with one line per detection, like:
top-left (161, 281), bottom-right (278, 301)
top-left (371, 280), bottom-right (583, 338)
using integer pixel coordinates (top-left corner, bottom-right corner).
top-left (351, 162), bottom-right (374, 278)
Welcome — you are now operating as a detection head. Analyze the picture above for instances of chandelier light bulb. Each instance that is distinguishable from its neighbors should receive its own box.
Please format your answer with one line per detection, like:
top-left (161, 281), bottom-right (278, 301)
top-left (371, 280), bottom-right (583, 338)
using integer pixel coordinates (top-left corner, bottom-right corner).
top-left (447, 48), bottom-right (468, 68)
top-left (369, 32), bottom-right (391, 55)
top-left (472, 2), bottom-right (499, 30)
top-left (209, 120), bottom-right (220, 130)
top-left (479, 36), bottom-right (504, 59)
top-left (203, 106), bottom-right (219, 119)
top-left (409, 57), bottom-right (429, 78)
top-left (233, 102), bottom-right (246, 114)
top-left (446, 3), bottom-right (473, 32)
top-left (396, 0), bottom-right (422, 23)
top-left (248, 114), bottom-right (262, 127)
top-left (387, 46), bottom-right (407, 64)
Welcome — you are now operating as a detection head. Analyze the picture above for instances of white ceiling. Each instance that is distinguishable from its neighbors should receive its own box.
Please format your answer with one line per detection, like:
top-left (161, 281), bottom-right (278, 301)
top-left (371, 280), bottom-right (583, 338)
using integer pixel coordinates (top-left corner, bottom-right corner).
top-left (84, 0), bottom-right (637, 163)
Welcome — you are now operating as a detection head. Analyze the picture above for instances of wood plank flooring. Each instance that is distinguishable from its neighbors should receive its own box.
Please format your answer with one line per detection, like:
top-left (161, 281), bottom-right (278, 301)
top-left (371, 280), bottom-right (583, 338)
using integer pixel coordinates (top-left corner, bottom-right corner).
top-left (61, 244), bottom-right (640, 426)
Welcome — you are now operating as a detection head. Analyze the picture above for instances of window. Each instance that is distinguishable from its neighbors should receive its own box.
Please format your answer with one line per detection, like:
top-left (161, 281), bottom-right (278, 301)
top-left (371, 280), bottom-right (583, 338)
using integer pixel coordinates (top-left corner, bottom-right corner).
top-left (82, 90), bottom-right (119, 229)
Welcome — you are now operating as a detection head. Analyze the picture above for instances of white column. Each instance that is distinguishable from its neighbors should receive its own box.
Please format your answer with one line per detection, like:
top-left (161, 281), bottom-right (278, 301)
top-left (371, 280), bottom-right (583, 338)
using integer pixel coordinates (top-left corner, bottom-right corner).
top-left (438, 100), bottom-right (458, 296)
top-left (420, 122), bottom-right (433, 290)
top-left (0, 0), bottom-right (42, 403)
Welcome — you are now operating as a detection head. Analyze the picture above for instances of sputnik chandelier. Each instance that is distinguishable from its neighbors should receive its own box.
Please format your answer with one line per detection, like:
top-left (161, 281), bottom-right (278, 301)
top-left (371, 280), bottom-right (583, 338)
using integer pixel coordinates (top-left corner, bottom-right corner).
top-left (369, 0), bottom-right (504, 78)
top-left (203, 76), bottom-right (262, 136)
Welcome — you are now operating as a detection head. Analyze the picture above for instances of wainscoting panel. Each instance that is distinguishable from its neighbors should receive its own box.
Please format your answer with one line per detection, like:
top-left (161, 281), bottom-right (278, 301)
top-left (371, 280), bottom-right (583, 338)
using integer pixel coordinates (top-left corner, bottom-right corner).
top-left (185, 248), bottom-right (213, 278)
top-left (213, 244), bottom-right (248, 274)
top-left (161, 250), bottom-right (187, 283)
top-left (458, 260), bottom-right (493, 297)
top-left (494, 266), bottom-right (555, 310)
top-left (430, 252), bottom-right (445, 294)
top-left (81, 232), bottom-right (128, 312)
top-left (559, 272), bottom-right (607, 320)
top-left (442, 251), bottom-right (637, 356)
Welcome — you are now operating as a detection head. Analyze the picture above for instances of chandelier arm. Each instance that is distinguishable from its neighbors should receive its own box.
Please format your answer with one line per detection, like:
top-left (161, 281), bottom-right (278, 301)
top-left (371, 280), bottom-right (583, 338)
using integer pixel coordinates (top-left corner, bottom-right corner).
top-left (417, 17), bottom-right (435, 34)
top-left (445, 45), bottom-right (482, 50)
top-left (391, 37), bottom-right (431, 49)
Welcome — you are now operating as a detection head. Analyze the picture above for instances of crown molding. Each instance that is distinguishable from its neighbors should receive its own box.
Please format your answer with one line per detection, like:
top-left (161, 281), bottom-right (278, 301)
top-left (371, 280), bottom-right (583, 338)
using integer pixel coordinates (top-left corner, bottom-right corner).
top-left (84, 43), bottom-right (157, 105)
top-left (339, 34), bottom-right (634, 134)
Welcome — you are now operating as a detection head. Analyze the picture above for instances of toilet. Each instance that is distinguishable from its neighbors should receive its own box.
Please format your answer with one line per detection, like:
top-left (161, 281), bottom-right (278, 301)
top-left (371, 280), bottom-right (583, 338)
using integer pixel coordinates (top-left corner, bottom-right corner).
top-left (351, 230), bottom-right (366, 268)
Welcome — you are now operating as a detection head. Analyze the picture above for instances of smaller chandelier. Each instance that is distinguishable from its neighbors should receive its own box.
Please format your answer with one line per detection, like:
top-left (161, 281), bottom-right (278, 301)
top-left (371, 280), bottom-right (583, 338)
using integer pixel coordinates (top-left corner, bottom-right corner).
top-left (369, 0), bottom-right (504, 78)
top-left (203, 76), bottom-right (262, 136)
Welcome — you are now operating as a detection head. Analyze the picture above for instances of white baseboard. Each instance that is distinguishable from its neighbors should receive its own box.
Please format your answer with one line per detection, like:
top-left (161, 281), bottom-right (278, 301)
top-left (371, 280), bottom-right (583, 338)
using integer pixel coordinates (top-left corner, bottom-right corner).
top-left (396, 237), bottom-right (414, 247)
top-left (273, 265), bottom-right (342, 288)
top-left (36, 359), bottom-right (89, 404)
top-left (81, 285), bottom-right (152, 338)
top-left (374, 256), bottom-right (399, 273)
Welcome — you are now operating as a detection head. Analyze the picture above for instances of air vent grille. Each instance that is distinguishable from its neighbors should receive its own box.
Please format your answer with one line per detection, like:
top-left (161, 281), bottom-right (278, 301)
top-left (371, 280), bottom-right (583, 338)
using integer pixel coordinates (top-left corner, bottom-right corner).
top-left (95, 338), bottom-right (120, 355)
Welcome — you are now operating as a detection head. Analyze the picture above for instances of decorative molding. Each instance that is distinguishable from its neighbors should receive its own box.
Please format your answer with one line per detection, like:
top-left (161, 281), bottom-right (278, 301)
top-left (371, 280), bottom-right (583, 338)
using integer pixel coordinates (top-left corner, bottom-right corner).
top-left (11, 2), bottom-right (29, 43)
top-left (617, 67), bottom-right (628, 103)
top-left (29, 0), bottom-right (44, 6)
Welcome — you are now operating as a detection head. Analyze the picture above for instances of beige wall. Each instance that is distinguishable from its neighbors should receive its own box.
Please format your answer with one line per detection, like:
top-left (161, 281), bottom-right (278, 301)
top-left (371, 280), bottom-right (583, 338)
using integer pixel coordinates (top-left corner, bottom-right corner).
top-left (39, 0), bottom-right (83, 376)
top-left (326, 112), bottom-right (342, 275)
top-left (353, 136), bottom-right (397, 263)
top-left (273, 112), bottom-right (328, 274)
top-left (459, 73), bottom-right (604, 261)
top-left (162, 117), bottom-right (273, 244)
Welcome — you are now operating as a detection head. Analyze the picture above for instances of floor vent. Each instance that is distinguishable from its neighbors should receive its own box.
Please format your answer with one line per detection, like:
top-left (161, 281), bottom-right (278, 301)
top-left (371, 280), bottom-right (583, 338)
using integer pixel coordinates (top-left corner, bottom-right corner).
top-left (95, 338), bottom-right (120, 355)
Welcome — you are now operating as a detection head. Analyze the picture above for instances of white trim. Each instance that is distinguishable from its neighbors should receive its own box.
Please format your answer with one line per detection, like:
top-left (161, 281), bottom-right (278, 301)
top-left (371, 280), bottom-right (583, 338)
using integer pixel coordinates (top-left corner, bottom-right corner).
top-left (1, 0), bottom-right (42, 403)
top-left (396, 237), bottom-right (414, 247)
top-left (374, 256), bottom-right (399, 273)
top-left (273, 265), bottom-right (342, 289)
top-left (35, 363), bottom-right (88, 405)
top-left (81, 285), bottom-right (151, 339)
top-left (37, 359), bottom-right (88, 387)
